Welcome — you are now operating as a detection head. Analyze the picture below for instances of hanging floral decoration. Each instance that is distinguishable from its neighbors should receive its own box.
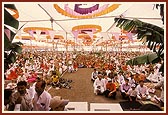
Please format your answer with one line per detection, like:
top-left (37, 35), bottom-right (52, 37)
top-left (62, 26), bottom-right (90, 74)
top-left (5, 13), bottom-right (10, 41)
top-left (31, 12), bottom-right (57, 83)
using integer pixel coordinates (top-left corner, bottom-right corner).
top-left (78, 34), bottom-right (97, 39)
top-left (15, 36), bottom-right (35, 40)
top-left (23, 27), bottom-right (53, 34)
top-left (72, 25), bottom-right (102, 33)
top-left (72, 24), bottom-right (102, 40)
top-left (46, 35), bottom-right (64, 40)
top-left (53, 4), bottom-right (121, 19)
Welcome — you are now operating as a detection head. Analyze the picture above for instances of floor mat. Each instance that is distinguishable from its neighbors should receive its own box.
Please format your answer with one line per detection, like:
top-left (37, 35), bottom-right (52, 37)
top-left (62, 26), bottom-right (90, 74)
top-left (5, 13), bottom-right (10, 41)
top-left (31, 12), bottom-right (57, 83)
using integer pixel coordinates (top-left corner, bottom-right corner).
top-left (119, 101), bottom-right (142, 111)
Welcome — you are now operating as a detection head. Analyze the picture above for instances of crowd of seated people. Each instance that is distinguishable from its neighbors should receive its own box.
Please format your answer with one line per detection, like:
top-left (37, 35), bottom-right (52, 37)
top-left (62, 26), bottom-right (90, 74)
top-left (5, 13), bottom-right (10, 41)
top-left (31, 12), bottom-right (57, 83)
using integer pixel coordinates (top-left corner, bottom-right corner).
top-left (4, 50), bottom-right (164, 111)
top-left (88, 51), bottom-right (164, 109)
top-left (4, 51), bottom-right (79, 84)
top-left (4, 50), bottom-right (93, 111)
top-left (4, 79), bottom-right (69, 111)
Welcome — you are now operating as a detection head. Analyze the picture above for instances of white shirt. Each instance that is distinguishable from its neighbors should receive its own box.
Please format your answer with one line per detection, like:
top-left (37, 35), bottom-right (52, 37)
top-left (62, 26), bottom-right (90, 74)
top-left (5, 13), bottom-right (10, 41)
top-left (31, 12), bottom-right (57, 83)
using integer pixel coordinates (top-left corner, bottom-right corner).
top-left (91, 71), bottom-right (98, 80)
top-left (27, 87), bottom-right (35, 99)
top-left (93, 78), bottom-right (104, 88)
top-left (32, 90), bottom-right (51, 111)
top-left (93, 78), bottom-right (105, 93)
top-left (136, 85), bottom-right (149, 96)
top-left (106, 70), bottom-right (111, 76)
top-left (147, 73), bottom-right (159, 82)
top-left (118, 75), bottom-right (125, 85)
top-left (127, 88), bottom-right (138, 97)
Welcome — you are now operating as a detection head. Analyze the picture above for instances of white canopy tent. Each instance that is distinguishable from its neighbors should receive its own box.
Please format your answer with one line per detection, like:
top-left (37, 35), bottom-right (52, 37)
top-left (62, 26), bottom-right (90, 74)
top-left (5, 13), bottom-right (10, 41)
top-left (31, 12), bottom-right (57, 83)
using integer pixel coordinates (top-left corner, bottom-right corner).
top-left (4, 2), bottom-right (164, 51)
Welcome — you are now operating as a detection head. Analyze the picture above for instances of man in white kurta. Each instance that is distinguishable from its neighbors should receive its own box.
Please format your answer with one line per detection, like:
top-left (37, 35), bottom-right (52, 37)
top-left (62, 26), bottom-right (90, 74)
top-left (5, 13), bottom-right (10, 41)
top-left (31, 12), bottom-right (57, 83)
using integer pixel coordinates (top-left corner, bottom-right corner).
top-left (136, 80), bottom-right (151, 100)
top-left (32, 80), bottom-right (51, 111)
top-left (93, 74), bottom-right (105, 95)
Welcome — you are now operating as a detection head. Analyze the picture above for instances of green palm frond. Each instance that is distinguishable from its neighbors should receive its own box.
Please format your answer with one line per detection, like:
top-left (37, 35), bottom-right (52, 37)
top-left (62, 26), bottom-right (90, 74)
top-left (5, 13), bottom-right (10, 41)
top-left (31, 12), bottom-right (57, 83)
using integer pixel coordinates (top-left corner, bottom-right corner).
top-left (115, 17), bottom-right (164, 73)
top-left (126, 53), bottom-right (159, 65)
top-left (4, 4), bottom-right (22, 72)
top-left (114, 18), bottom-right (164, 56)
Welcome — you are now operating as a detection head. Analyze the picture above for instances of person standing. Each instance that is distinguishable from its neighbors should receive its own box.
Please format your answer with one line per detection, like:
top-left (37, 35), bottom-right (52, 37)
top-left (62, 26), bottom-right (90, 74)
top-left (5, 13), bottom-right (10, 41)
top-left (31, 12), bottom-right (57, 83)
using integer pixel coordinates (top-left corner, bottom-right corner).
top-left (32, 80), bottom-right (51, 111)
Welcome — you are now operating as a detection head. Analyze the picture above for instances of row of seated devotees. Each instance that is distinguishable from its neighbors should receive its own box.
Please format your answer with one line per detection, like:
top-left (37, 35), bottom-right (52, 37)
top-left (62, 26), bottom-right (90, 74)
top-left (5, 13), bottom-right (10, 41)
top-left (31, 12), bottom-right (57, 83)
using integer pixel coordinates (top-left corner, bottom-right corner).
top-left (4, 75), bottom-right (163, 111)
top-left (4, 51), bottom-right (164, 111)
top-left (4, 69), bottom-right (164, 111)
top-left (4, 78), bottom-right (70, 111)
top-left (91, 69), bottom-right (164, 108)
top-left (4, 50), bottom-right (150, 81)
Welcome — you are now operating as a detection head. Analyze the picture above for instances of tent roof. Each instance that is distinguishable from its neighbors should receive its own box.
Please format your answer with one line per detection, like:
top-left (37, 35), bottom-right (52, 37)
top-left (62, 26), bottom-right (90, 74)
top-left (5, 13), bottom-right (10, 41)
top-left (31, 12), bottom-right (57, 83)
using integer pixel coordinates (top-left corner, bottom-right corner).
top-left (4, 2), bottom-right (164, 49)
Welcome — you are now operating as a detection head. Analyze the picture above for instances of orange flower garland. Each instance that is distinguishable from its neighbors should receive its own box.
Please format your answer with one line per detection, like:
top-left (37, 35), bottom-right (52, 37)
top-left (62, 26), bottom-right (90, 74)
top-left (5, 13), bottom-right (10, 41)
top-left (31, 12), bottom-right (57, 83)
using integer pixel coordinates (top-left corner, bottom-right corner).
top-left (15, 36), bottom-right (35, 40)
top-left (53, 4), bottom-right (121, 19)
top-left (46, 35), bottom-right (64, 39)
top-left (78, 34), bottom-right (97, 39)
top-left (23, 27), bottom-right (53, 33)
top-left (72, 25), bottom-right (102, 34)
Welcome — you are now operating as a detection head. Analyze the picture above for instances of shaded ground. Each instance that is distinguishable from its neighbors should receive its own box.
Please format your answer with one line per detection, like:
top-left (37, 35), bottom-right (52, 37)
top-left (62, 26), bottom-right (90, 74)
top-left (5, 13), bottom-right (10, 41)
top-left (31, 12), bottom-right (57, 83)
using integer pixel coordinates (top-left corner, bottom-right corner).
top-left (47, 68), bottom-right (125, 104)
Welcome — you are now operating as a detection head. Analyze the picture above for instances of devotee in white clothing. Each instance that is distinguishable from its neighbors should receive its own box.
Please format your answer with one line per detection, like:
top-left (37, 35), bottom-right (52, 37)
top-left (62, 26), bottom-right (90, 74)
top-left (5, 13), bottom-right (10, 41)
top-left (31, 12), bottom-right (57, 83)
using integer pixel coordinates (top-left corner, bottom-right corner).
top-left (120, 78), bottom-right (131, 99)
top-left (127, 84), bottom-right (138, 101)
top-left (32, 80), bottom-right (51, 111)
top-left (136, 80), bottom-right (151, 100)
top-left (93, 74), bottom-right (105, 95)
top-left (147, 70), bottom-right (160, 83)
top-left (91, 69), bottom-right (98, 82)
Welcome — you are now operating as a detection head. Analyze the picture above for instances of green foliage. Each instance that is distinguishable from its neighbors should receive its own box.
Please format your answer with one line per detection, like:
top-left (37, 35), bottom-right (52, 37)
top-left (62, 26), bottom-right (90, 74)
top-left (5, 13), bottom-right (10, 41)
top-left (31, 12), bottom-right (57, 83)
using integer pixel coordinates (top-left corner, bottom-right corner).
top-left (114, 17), bottom-right (164, 73)
top-left (4, 4), bottom-right (22, 72)
top-left (126, 53), bottom-right (159, 65)
top-left (114, 18), bottom-right (164, 56)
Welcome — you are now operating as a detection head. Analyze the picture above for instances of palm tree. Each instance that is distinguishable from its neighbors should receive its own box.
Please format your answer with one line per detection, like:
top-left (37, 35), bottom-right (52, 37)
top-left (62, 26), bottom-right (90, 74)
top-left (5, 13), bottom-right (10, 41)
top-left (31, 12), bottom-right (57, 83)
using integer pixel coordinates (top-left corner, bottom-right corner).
top-left (4, 4), bottom-right (23, 73)
top-left (114, 12), bottom-right (164, 73)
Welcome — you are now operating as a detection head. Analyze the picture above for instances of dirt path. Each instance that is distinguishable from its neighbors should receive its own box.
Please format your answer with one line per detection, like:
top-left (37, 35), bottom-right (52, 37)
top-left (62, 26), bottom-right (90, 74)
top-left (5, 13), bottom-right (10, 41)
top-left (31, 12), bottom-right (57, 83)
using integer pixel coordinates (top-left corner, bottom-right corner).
top-left (48, 68), bottom-right (124, 103)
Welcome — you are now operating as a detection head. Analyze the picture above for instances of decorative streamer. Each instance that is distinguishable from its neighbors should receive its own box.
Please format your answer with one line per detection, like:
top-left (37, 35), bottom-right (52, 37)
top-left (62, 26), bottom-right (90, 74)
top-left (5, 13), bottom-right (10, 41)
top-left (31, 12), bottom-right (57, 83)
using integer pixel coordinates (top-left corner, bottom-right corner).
top-left (72, 30), bottom-right (79, 39)
top-left (48, 30), bottom-right (56, 40)
top-left (28, 30), bottom-right (34, 39)
top-left (35, 30), bottom-right (41, 41)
